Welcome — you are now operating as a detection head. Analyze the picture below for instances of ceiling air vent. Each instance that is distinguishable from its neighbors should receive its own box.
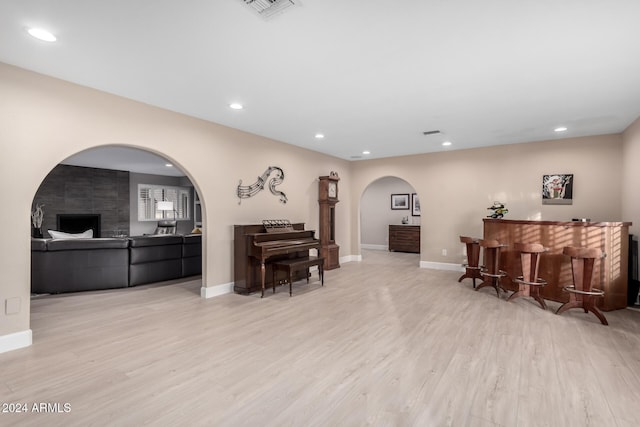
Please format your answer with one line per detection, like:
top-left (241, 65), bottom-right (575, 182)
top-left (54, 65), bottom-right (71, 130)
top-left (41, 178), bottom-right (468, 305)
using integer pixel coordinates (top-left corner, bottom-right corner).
top-left (241, 0), bottom-right (296, 19)
top-left (423, 130), bottom-right (441, 135)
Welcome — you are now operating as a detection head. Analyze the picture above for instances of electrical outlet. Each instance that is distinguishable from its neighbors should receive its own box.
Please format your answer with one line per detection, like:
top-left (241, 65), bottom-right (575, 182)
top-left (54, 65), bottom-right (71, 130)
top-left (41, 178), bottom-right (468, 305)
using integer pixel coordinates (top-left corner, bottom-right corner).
top-left (442, 249), bottom-right (447, 256)
top-left (5, 297), bottom-right (21, 315)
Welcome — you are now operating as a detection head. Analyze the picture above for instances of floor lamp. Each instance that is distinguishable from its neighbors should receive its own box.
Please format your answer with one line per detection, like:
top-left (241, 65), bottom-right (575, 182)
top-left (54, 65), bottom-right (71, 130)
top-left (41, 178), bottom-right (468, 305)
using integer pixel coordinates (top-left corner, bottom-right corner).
top-left (157, 201), bottom-right (176, 220)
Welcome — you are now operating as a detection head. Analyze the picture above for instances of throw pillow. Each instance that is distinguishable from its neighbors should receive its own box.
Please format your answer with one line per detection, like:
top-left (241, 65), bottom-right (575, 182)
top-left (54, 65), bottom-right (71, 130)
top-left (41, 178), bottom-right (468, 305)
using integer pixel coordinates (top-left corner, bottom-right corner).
top-left (48, 229), bottom-right (94, 239)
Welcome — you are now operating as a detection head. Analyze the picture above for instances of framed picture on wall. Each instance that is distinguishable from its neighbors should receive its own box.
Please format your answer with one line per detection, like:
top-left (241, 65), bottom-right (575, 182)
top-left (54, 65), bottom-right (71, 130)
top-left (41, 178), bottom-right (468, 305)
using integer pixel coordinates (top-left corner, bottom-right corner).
top-left (411, 193), bottom-right (421, 216)
top-left (391, 193), bottom-right (410, 210)
top-left (542, 174), bottom-right (573, 205)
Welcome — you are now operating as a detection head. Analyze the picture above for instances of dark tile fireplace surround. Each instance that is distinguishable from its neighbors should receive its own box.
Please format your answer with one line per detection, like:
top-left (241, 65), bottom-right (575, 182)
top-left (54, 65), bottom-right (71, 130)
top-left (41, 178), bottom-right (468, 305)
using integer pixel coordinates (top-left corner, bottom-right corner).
top-left (33, 164), bottom-right (130, 238)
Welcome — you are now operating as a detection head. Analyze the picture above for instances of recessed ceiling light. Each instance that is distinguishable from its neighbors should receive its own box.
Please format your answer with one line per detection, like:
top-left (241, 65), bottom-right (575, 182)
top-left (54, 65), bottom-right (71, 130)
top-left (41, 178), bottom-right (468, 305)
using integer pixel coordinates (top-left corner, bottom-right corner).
top-left (362, 150), bottom-right (371, 155)
top-left (315, 133), bottom-right (325, 139)
top-left (442, 141), bottom-right (452, 146)
top-left (229, 103), bottom-right (243, 110)
top-left (27, 27), bottom-right (57, 42)
top-left (554, 126), bottom-right (568, 132)
top-left (165, 163), bottom-right (173, 167)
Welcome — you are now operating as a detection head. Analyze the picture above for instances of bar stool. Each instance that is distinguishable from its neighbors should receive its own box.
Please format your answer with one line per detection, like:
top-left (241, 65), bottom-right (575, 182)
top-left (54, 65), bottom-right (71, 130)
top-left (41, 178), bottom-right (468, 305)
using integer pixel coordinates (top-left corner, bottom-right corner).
top-left (458, 236), bottom-right (483, 288)
top-left (555, 246), bottom-right (608, 325)
top-left (476, 239), bottom-right (508, 297)
top-left (507, 243), bottom-right (548, 309)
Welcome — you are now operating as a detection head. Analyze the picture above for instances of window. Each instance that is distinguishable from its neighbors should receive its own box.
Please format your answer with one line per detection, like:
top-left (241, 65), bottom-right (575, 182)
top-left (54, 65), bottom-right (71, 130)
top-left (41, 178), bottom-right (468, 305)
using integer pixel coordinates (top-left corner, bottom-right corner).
top-left (138, 184), bottom-right (191, 221)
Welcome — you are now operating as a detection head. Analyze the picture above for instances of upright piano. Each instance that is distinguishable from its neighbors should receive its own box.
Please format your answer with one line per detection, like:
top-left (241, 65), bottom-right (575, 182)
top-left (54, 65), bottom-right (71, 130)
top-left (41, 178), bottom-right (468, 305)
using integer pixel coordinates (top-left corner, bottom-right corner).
top-left (234, 222), bottom-right (321, 296)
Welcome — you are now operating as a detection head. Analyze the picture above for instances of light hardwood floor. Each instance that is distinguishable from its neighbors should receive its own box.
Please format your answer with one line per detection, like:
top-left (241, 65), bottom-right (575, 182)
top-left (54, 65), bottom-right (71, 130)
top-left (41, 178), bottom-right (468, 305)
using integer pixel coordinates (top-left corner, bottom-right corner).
top-left (1, 249), bottom-right (640, 426)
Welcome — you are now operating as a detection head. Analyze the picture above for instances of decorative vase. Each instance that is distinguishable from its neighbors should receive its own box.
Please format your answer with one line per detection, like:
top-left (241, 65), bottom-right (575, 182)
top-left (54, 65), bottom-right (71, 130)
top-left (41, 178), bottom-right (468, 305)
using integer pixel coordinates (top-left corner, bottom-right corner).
top-left (32, 227), bottom-right (43, 238)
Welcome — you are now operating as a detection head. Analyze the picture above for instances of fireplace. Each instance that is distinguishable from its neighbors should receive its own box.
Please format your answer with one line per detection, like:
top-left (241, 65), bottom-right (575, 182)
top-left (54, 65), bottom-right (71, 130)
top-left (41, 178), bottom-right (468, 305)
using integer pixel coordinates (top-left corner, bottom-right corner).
top-left (56, 214), bottom-right (101, 238)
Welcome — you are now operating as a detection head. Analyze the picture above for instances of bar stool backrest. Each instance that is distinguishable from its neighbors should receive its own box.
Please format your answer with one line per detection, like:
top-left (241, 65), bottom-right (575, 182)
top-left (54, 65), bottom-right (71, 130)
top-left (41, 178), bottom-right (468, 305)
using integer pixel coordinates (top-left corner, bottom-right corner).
top-left (514, 242), bottom-right (546, 283)
top-left (480, 239), bottom-right (502, 275)
top-left (563, 246), bottom-right (604, 292)
top-left (460, 236), bottom-right (480, 267)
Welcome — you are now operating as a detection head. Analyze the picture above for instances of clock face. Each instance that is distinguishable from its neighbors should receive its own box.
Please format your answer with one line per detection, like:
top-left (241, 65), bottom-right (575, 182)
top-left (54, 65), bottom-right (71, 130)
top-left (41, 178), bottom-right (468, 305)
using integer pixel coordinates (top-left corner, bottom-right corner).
top-left (328, 182), bottom-right (337, 198)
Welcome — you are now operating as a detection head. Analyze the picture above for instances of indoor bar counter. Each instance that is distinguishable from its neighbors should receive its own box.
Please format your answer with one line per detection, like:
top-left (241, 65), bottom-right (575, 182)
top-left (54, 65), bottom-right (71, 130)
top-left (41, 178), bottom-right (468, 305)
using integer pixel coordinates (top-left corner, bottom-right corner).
top-left (483, 218), bottom-right (631, 311)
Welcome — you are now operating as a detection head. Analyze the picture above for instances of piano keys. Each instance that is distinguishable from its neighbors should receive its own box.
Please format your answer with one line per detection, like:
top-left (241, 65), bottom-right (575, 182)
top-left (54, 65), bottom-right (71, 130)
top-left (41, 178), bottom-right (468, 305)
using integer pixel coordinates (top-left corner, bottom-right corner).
top-left (234, 223), bottom-right (321, 296)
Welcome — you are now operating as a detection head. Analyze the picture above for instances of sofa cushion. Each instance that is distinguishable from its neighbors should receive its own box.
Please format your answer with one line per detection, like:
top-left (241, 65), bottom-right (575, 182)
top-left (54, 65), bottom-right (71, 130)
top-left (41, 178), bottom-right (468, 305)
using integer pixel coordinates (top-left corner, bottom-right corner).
top-left (129, 260), bottom-right (182, 286)
top-left (47, 238), bottom-right (130, 251)
top-left (182, 234), bottom-right (202, 277)
top-left (182, 257), bottom-right (202, 277)
top-left (129, 235), bottom-right (183, 247)
top-left (128, 235), bottom-right (183, 286)
top-left (31, 241), bottom-right (129, 294)
top-left (182, 234), bottom-right (202, 258)
top-left (129, 244), bottom-right (182, 265)
top-left (31, 238), bottom-right (48, 251)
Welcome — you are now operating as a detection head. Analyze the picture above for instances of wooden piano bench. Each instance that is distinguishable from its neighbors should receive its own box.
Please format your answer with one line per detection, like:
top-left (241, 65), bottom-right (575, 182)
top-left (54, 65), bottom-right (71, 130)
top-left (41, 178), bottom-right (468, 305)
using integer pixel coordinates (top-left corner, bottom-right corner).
top-left (272, 256), bottom-right (324, 296)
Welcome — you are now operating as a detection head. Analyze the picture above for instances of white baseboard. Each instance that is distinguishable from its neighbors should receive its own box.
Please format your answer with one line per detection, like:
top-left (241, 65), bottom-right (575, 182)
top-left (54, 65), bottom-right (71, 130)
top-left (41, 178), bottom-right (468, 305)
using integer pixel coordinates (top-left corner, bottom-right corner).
top-left (361, 244), bottom-right (388, 251)
top-left (340, 254), bottom-right (361, 263)
top-left (420, 261), bottom-right (464, 272)
top-left (201, 282), bottom-right (233, 299)
top-left (0, 329), bottom-right (32, 354)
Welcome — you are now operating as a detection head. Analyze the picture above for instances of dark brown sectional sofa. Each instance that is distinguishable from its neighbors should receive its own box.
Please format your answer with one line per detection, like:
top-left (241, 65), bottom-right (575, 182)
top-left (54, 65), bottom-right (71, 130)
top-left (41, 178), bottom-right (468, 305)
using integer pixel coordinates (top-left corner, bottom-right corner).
top-left (31, 234), bottom-right (202, 294)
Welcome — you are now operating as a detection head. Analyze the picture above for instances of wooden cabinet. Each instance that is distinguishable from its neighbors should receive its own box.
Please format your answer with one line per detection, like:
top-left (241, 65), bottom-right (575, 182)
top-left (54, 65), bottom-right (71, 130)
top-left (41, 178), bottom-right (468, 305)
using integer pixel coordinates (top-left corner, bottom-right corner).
top-left (389, 225), bottom-right (420, 253)
top-left (483, 218), bottom-right (631, 311)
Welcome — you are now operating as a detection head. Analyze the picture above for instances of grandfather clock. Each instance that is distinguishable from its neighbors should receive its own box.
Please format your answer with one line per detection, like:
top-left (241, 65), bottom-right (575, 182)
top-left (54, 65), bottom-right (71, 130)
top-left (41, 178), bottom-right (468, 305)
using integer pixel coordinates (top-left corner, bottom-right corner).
top-left (318, 172), bottom-right (340, 270)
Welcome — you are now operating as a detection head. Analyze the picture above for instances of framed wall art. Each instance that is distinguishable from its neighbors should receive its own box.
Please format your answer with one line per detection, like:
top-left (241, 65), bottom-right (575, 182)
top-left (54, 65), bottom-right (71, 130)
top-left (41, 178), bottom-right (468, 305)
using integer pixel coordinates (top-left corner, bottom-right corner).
top-left (542, 174), bottom-right (573, 205)
top-left (391, 193), bottom-right (410, 210)
top-left (411, 193), bottom-right (421, 216)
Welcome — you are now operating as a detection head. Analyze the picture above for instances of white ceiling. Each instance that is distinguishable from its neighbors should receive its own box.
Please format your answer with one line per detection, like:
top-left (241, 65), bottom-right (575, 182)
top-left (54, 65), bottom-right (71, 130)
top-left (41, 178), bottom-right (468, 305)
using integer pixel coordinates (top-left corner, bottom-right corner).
top-left (61, 146), bottom-right (186, 177)
top-left (2, 0), bottom-right (640, 166)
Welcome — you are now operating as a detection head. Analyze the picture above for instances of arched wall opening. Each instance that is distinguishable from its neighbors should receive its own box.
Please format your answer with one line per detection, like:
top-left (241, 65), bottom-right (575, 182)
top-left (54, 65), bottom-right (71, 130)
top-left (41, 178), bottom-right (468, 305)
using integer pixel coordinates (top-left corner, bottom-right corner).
top-left (2, 61), bottom-right (354, 353)
top-left (28, 143), bottom-right (207, 325)
top-left (359, 176), bottom-right (421, 262)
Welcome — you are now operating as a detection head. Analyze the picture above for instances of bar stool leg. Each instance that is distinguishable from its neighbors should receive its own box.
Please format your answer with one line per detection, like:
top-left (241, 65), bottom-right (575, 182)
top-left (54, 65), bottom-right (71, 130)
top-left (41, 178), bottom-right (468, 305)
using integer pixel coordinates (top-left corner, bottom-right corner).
top-left (476, 239), bottom-right (507, 298)
top-left (476, 276), bottom-right (502, 298)
top-left (556, 302), bottom-right (578, 315)
top-left (555, 246), bottom-right (608, 325)
top-left (556, 299), bottom-right (608, 325)
top-left (586, 296), bottom-right (608, 325)
top-left (531, 287), bottom-right (547, 310)
top-left (459, 237), bottom-right (482, 288)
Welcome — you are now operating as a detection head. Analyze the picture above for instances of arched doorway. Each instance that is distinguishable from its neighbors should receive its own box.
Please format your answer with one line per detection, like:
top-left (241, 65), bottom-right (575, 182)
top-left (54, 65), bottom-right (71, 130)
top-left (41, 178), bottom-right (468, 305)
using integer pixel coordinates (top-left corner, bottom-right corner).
top-left (29, 145), bottom-right (205, 314)
top-left (360, 176), bottom-right (421, 262)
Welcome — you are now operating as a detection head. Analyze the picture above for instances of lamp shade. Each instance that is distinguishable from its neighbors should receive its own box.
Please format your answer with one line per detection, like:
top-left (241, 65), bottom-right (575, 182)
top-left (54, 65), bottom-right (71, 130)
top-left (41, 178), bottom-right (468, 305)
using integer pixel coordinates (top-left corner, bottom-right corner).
top-left (157, 201), bottom-right (174, 211)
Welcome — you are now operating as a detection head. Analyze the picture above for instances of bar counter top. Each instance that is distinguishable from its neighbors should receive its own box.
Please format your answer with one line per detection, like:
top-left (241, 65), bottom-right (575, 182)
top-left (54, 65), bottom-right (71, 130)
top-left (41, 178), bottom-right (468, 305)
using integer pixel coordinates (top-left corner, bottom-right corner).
top-left (484, 218), bottom-right (632, 227)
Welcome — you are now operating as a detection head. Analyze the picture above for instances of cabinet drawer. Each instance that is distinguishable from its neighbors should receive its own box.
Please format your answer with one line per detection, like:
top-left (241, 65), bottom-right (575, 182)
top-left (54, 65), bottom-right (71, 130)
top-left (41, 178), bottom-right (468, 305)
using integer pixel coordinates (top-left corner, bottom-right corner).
top-left (388, 225), bottom-right (420, 253)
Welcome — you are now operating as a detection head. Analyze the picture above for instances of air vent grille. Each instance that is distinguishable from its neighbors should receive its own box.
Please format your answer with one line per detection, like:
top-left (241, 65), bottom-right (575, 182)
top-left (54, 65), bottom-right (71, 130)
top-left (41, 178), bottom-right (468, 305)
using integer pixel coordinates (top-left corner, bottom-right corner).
top-left (423, 130), bottom-right (441, 135)
top-left (242, 0), bottom-right (296, 18)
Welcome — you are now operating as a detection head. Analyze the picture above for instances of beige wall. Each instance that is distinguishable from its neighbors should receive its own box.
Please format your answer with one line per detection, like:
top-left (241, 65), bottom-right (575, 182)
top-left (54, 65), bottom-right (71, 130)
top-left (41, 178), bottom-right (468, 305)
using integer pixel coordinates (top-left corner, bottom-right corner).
top-left (0, 63), bottom-right (351, 340)
top-left (622, 117), bottom-right (640, 237)
top-left (350, 135), bottom-right (624, 265)
top-left (1, 61), bottom-right (637, 350)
